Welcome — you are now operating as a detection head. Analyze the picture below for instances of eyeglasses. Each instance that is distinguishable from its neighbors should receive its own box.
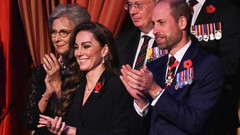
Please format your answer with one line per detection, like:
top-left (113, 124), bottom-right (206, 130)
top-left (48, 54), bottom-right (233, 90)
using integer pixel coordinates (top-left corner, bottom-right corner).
top-left (124, 1), bottom-right (153, 11)
top-left (50, 29), bottom-right (72, 38)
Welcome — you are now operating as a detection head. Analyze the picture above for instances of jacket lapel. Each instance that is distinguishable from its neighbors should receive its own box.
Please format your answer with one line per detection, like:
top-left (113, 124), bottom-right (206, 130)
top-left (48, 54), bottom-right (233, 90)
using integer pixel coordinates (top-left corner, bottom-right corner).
top-left (167, 45), bottom-right (198, 94)
top-left (81, 70), bottom-right (109, 120)
top-left (127, 29), bottom-right (141, 66)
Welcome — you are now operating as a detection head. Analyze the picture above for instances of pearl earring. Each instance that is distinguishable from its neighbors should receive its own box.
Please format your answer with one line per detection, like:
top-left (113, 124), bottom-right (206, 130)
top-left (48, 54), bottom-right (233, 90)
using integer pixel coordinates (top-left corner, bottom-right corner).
top-left (102, 56), bottom-right (105, 63)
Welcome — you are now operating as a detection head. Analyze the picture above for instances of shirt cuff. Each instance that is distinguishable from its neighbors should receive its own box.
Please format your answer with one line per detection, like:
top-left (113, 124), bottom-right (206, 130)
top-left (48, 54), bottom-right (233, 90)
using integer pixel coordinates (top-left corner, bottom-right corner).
top-left (133, 100), bottom-right (149, 117)
top-left (151, 89), bottom-right (165, 106)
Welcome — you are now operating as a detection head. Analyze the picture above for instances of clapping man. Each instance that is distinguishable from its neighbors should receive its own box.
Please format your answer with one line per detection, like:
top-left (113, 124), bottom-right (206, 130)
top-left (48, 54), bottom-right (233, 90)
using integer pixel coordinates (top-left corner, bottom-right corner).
top-left (120, 0), bottom-right (225, 134)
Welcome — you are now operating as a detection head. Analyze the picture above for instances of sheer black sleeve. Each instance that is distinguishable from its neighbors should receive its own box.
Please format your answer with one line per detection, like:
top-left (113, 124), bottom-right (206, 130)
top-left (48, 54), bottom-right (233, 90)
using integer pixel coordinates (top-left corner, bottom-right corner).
top-left (22, 65), bottom-right (50, 130)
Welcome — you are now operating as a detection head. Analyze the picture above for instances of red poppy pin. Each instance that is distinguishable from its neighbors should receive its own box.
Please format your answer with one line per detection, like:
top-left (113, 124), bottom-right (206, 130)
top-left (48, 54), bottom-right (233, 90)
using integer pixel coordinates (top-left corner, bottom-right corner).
top-left (95, 82), bottom-right (101, 93)
top-left (94, 78), bottom-right (105, 93)
top-left (183, 59), bottom-right (193, 69)
top-left (206, 5), bottom-right (216, 14)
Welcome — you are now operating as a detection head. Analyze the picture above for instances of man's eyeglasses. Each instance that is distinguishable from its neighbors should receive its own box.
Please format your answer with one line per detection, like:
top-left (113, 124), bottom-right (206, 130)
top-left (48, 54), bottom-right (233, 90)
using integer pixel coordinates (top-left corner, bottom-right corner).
top-left (124, 1), bottom-right (153, 11)
top-left (50, 29), bottom-right (72, 38)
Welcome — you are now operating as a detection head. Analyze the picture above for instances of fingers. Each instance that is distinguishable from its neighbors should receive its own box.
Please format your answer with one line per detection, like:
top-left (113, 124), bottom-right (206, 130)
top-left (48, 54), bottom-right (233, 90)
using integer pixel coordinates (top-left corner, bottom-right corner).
top-left (120, 75), bottom-right (130, 90)
top-left (121, 65), bottom-right (145, 90)
top-left (55, 117), bottom-right (62, 132)
top-left (50, 53), bottom-right (59, 66)
top-left (58, 122), bottom-right (66, 135)
top-left (38, 114), bottom-right (65, 135)
top-left (45, 116), bottom-right (63, 134)
top-left (43, 53), bottom-right (60, 74)
top-left (39, 114), bottom-right (53, 120)
top-left (47, 120), bottom-right (52, 130)
top-left (43, 54), bottom-right (54, 70)
top-left (37, 124), bottom-right (47, 128)
top-left (50, 116), bottom-right (58, 131)
top-left (121, 65), bottom-right (157, 92)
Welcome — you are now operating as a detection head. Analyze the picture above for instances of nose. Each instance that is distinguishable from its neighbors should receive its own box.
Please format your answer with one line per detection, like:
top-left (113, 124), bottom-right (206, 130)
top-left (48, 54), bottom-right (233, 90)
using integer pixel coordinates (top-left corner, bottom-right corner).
top-left (74, 46), bottom-right (83, 57)
top-left (52, 33), bottom-right (61, 42)
top-left (153, 25), bottom-right (159, 35)
top-left (129, 5), bottom-right (138, 15)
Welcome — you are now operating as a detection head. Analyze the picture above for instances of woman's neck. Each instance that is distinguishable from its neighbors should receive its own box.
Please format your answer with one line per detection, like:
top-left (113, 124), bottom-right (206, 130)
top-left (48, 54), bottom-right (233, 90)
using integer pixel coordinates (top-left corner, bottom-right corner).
top-left (85, 64), bottom-right (105, 86)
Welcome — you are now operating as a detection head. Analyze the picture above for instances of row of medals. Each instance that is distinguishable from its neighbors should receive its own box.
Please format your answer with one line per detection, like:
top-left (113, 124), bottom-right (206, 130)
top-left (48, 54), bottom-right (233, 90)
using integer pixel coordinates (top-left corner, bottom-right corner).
top-left (175, 67), bottom-right (194, 90)
top-left (147, 47), bottom-right (168, 62)
top-left (191, 22), bottom-right (222, 42)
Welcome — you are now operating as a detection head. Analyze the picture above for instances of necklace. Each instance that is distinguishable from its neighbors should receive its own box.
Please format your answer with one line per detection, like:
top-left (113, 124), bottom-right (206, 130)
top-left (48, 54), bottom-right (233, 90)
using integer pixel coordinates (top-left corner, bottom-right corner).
top-left (86, 84), bottom-right (95, 94)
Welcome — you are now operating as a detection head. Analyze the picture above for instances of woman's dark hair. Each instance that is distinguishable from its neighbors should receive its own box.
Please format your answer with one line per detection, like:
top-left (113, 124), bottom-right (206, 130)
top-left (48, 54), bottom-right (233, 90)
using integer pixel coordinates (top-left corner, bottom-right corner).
top-left (56, 22), bottom-right (119, 119)
top-left (68, 22), bottom-right (120, 74)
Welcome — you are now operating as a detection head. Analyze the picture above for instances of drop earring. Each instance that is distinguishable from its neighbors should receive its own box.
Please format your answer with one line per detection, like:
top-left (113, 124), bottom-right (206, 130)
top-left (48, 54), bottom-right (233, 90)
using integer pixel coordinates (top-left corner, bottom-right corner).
top-left (102, 56), bottom-right (105, 63)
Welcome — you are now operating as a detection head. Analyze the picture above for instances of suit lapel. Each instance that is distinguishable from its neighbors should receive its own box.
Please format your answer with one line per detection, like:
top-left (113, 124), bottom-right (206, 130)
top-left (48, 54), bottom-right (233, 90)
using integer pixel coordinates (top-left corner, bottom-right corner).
top-left (126, 29), bottom-right (141, 66)
top-left (81, 70), bottom-right (108, 121)
top-left (149, 55), bottom-right (168, 89)
top-left (167, 45), bottom-right (198, 94)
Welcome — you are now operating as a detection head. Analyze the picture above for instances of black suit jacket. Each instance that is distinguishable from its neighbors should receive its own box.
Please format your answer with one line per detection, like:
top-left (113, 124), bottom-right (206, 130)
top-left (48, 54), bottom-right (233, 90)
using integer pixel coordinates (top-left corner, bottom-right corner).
top-left (66, 70), bottom-right (133, 135)
top-left (131, 44), bottom-right (225, 135)
top-left (191, 0), bottom-right (240, 131)
top-left (116, 27), bottom-right (157, 67)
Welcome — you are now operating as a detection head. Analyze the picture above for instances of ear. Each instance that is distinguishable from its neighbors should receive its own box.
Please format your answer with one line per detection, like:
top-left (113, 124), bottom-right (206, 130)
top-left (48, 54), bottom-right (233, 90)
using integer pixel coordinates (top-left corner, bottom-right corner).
top-left (101, 44), bottom-right (109, 57)
top-left (178, 16), bottom-right (187, 30)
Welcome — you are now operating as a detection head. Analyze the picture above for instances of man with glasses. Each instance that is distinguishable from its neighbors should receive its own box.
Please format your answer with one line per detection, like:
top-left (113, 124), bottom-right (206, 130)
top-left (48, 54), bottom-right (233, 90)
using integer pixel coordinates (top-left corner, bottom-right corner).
top-left (116, 0), bottom-right (158, 70)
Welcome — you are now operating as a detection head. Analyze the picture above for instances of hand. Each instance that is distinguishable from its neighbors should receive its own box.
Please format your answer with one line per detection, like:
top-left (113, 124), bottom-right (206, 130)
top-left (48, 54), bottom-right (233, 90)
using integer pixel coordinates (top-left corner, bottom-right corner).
top-left (44, 74), bottom-right (55, 96)
top-left (43, 53), bottom-right (62, 95)
top-left (43, 53), bottom-right (61, 82)
top-left (120, 65), bottom-right (162, 99)
top-left (38, 115), bottom-right (66, 135)
top-left (120, 65), bottom-right (148, 108)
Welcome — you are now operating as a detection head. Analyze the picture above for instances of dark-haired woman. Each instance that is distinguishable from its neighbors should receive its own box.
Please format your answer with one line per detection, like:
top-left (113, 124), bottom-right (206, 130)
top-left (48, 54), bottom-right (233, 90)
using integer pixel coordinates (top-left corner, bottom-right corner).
top-left (38, 22), bottom-right (133, 135)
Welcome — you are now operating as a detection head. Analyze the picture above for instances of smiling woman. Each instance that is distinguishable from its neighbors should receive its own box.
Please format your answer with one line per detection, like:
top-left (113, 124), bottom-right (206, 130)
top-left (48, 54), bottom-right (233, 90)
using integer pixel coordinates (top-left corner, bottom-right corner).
top-left (38, 22), bottom-right (133, 135)
top-left (22, 4), bottom-right (91, 135)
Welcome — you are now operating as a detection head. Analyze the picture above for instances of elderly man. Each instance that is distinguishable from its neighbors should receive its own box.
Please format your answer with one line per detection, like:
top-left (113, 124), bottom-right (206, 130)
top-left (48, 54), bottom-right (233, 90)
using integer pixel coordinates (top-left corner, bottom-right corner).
top-left (120, 0), bottom-right (225, 134)
top-left (116, 0), bottom-right (158, 70)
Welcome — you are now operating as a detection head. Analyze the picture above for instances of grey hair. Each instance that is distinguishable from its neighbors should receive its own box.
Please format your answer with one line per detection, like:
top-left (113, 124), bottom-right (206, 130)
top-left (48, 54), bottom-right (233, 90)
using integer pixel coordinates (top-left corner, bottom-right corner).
top-left (48, 3), bottom-right (91, 30)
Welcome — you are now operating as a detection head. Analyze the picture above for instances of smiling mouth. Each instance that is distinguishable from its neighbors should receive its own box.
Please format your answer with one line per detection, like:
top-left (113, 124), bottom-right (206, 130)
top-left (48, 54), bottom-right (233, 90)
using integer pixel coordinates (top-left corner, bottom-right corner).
top-left (156, 37), bottom-right (163, 41)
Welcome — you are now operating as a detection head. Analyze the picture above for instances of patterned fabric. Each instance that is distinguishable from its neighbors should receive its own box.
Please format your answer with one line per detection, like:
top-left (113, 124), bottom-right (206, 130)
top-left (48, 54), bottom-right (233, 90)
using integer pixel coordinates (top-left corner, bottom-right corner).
top-left (134, 35), bottom-right (151, 70)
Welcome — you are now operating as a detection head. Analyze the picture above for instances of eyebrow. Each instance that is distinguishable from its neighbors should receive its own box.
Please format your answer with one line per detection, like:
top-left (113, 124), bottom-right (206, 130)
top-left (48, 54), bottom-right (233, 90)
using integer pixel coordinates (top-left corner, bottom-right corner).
top-left (81, 41), bottom-right (92, 45)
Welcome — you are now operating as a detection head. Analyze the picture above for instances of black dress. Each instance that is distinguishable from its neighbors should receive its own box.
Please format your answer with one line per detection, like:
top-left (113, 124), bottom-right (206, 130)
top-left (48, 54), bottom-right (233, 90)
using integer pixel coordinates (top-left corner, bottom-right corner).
top-left (66, 70), bottom-right (133, 135)
top-left (22, 65), bottom-right (56, 135)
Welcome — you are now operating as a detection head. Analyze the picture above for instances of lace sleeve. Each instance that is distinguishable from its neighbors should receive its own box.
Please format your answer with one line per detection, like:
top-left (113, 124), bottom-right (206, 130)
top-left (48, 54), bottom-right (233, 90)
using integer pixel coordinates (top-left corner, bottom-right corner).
top-left (22, 65), bottom-right (47, 130)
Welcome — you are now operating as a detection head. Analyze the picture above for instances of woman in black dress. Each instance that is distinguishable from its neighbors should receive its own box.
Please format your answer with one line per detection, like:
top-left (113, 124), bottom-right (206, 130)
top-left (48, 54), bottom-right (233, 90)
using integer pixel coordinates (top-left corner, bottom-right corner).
top-left (38, 22), bottom-right (133, 135)
top-left (22, 4), bottom-right (90, 135)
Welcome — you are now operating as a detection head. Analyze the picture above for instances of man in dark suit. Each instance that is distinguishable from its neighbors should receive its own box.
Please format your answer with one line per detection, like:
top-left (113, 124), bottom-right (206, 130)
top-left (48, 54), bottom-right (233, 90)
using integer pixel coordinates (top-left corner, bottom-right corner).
top-left (116, 0), bottom-right (158, 69)
top-left (188, 0), bottom-right (240, 133)
top-left (120, 0), bottom-right (225, 134)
